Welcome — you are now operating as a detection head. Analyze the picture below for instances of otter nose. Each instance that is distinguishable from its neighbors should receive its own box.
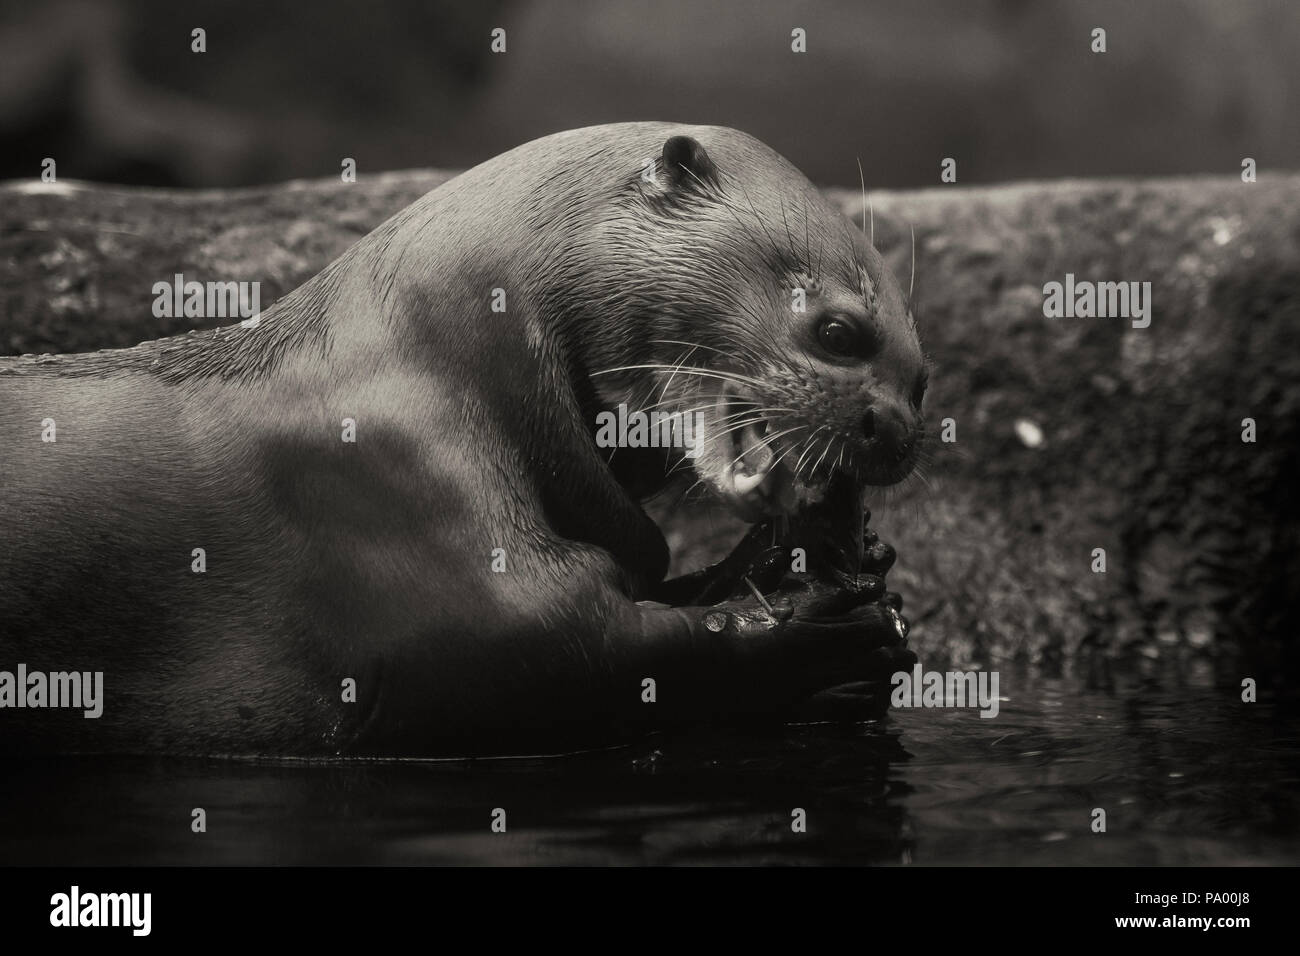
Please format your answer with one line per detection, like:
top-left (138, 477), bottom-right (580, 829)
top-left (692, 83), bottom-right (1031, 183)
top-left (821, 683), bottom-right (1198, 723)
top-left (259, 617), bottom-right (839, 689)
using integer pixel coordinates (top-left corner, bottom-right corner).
top-left (862, 406), bottom-right (912, 453)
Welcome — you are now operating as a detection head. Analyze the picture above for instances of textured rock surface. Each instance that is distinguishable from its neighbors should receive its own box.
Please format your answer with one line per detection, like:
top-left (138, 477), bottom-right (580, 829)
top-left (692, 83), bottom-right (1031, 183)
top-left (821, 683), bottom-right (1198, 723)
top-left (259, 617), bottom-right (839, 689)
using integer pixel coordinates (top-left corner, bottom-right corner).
top-left (3, 171), bottom-right (1296, 682)
top-left (861, 177), bottom-right (1299, 685)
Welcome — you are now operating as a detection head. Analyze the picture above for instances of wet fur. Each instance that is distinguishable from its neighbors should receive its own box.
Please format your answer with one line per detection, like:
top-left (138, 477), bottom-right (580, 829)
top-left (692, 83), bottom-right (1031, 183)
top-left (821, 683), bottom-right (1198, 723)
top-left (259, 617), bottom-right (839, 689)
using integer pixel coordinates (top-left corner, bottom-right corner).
top-left (0, 123), bottom-right (920, 756)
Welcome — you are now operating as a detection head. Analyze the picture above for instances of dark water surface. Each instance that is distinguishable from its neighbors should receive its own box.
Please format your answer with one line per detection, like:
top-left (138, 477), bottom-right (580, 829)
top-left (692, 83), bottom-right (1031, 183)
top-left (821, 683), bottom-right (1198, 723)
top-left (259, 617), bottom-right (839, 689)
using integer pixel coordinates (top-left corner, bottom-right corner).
top-left (4, 672), bottom-right (1297, 866)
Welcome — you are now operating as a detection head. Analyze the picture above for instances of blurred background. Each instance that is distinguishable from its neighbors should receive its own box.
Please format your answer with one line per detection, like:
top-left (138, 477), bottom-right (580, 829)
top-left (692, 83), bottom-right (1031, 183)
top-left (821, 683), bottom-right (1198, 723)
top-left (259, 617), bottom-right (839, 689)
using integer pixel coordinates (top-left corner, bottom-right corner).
top-left (2, 0), bottom-right (1298, 189)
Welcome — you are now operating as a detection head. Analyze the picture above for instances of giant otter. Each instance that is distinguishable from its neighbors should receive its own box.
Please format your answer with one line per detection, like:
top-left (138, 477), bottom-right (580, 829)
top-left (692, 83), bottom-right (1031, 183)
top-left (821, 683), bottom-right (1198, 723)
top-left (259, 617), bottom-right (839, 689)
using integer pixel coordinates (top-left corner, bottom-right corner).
top-left (0, 123), bottom-right (926, 756)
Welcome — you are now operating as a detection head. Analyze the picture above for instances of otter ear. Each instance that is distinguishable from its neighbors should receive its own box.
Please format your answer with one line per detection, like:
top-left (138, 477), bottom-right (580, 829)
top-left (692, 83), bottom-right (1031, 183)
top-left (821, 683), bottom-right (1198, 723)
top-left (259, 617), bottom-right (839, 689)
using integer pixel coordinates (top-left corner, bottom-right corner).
top-left (661, 135), bottom-right (719, 189)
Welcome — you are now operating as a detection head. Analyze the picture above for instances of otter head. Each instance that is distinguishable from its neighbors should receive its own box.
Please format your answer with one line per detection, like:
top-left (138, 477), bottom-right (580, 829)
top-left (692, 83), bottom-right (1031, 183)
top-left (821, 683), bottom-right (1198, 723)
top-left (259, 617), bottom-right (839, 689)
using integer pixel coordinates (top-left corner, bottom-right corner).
top-left (583, 128), bottom-right (927, 521)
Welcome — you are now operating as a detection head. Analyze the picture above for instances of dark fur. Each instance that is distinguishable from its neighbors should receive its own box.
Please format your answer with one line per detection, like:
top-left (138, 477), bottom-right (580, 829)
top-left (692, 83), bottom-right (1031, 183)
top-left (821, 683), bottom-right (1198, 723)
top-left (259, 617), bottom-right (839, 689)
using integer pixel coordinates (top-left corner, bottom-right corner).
top-left (0, 123), bottom-right (921, 756)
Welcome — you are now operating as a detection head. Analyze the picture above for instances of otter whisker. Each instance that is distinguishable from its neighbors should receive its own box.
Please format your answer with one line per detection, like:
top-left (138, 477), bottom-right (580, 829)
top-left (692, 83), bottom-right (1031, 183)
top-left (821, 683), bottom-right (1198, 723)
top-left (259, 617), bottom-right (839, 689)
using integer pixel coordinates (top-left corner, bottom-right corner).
top-left (705, 418), bottom-right (797, 452)
top-left (746, 301), bottom-right (826, 386)
top-left (736, 180), bottom-right (795, 274)
top-left (593, 362), bottom-right (756, 386)
top-left (790, 427), bottom-right (819, 478)
top-left (593, 364), bottom-right (772, 393)
top-left (653, 366), bottom-right (775, 396)
top-left (814, 215), bottom-right (825, 279)
top-left (719, 424), bottom-right (806, 474)
top-left (722, 296), bottom-right (823, 388)
top-left (793, 424), bottom-right (831, 481)
top-left (855, 157), bottom-right (867, 238)
top-left (647, 311), bottom-right (771, 360)
top-left (675, 475), bottom-right (707, 503)
top-left (808, 433), bottom-right (838, 481)
top-left (909, 221), bottom-right (916, 307)
top-left (711, 406), bottom-right (797, 424)
top-left (662, 343), bottom-right (701, 386)
top-left (665, 411), bottom-right (801, 488)
top-left (649, 414), bottom-right (773, 472)
top-left (696, 416), bottom-right (789, 447)
top-left (802, 196), bottom-right (814, 280)
top-left (780, 202), bottom-right (799, 274)
top-left (765, 424), bottom-right (811, 474)
top-left (773, 342), bottom-right (825, 401)
top-left (678, 165), bottom-right (794, 279)
top-left (660, 410), bottom-right (787, 479)
top-left (650, 345), bottom-right (703, 415)
top-left (651, 338), bottom-right (727, 357)
top-left (628, 393), bottom-right (797, 422)
top-left (649, 338), bottom-right (770, 371)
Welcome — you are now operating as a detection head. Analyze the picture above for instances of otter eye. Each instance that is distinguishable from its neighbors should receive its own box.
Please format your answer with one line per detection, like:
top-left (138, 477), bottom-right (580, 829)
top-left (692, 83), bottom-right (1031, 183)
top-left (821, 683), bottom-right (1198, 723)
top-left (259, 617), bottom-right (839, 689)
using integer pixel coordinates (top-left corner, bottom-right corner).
top-left (816, 317), bottom-right (862, 358)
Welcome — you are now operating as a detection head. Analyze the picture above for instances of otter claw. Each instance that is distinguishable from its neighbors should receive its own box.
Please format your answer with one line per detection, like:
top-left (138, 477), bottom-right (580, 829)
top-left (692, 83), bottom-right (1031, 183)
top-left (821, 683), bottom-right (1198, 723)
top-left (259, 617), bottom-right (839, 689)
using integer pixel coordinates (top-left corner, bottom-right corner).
top-left (887, 606), bottom-right (909, 641)
top-left (861, 541), bottom-right (897, 575)
top-left (829, 570), bottom-right (886, 602)
top-left (768, 597), bottom-right (795, 621)
top-left (745, 545), bottom-right (789, 593)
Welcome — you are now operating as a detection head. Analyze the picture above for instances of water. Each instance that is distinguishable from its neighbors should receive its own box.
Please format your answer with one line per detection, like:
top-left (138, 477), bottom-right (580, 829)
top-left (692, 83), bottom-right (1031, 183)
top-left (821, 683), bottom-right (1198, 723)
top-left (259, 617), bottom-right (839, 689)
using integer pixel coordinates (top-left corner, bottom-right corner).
top-left (3, 672), bottom-right (1297, 865)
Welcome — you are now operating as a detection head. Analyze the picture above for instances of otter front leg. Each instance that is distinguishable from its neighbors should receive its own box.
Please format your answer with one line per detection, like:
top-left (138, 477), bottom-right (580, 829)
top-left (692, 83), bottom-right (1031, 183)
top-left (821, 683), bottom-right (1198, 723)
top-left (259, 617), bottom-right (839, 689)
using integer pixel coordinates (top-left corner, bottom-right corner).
top-left (613, 567), bottom-right (914, 728)
top-left (346, 532), bottom-right (910, 755)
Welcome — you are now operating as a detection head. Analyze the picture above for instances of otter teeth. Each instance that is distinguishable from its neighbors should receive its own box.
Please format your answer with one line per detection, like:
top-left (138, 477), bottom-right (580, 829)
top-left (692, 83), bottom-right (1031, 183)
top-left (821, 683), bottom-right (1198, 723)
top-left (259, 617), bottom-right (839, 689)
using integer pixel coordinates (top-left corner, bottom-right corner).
top-left (731, 418), bottom-right (775, 495)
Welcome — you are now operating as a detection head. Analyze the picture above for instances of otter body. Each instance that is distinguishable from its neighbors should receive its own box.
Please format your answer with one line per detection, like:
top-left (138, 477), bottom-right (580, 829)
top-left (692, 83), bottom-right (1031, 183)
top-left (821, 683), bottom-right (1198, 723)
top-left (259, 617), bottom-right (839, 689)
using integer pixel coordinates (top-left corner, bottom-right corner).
top-left (0, 123), bottom-right (925, 756)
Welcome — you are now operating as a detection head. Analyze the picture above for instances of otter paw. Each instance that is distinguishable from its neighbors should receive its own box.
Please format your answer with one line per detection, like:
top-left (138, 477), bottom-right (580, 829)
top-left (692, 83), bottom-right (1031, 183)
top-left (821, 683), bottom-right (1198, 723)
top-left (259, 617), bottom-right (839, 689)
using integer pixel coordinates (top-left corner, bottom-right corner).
top-left (706, 577), bottom-right (911, 703)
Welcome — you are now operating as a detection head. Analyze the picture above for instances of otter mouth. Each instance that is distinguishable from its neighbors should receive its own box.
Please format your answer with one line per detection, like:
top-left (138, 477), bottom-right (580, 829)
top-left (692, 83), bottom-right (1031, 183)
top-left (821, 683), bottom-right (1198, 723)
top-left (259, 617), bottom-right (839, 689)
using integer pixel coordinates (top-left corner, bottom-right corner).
top-left (725, 399), bottom-right (777, 496)
top-left (687, 380), bottom-right (915, 519)
top-left (694, 383), bottom-right (800, 520)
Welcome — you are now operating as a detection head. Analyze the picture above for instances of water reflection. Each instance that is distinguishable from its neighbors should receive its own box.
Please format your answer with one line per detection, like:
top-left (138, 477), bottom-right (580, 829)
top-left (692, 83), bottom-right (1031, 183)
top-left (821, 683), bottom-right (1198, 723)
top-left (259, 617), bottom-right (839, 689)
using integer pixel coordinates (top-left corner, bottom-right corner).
top-left (2, 670), bottom-right (1296, 865)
